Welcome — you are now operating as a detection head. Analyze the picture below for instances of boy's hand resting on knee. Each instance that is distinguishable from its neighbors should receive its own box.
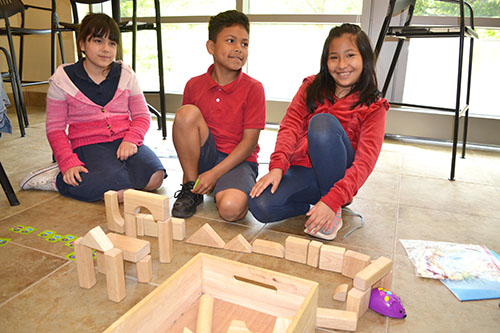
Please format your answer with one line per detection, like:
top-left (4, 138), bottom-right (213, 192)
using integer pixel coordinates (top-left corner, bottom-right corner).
top-left (305, 201), bottom-right (335, 234)
top-left (63, 166), bottom-right (89, 186)
top-left (116, 141), bottom-right (137, 161)
top-left (250, 168), bottom-right (283, 198)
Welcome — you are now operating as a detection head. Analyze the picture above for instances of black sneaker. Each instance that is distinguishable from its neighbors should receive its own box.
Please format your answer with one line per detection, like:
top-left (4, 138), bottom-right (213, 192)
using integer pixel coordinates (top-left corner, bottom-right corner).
top-left (171, 181), bottom-right (203, 218)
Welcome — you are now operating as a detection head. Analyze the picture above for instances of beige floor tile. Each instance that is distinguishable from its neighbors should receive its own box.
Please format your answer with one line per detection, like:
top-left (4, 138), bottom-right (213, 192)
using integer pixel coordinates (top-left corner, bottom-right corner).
top-left (0, 242), bottom-right (67, 304)
top-left (396, 205), bottom-right (500, 255)
top-left (357, 170), bottom-right (400, 204)
top-left (0, 263), bottom-right (157, 332)
top-left (399, 175), bottom-right (500, 219)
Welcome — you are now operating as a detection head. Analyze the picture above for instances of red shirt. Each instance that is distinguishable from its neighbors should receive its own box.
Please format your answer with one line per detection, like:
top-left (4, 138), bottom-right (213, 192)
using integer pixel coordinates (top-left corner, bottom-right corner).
top-left (269, 76), bottom-right (389, 211)
top-left (182, 65), bottom-right (266, 163)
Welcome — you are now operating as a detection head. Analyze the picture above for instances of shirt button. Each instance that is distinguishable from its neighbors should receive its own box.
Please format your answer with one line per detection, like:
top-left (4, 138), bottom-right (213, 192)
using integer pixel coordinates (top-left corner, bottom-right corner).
top-left (101, 108), bottom-right (105, 112)
top-left (216, 98), bottom-right (220, 102)
top-left (107, 125), bottom-right (111, 129)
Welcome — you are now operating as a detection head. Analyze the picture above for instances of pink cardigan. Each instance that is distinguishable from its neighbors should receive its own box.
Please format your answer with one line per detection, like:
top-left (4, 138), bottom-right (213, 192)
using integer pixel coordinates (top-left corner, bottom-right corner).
top-left (46, 61), bottom-right (150, 175)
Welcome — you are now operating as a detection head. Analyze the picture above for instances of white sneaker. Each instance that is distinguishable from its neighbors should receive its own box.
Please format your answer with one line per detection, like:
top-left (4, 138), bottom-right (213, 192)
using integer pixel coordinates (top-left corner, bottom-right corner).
top-left (19, 164), bottom-right (59, 192)
top-left (304, 207), bottom-right (343, 241)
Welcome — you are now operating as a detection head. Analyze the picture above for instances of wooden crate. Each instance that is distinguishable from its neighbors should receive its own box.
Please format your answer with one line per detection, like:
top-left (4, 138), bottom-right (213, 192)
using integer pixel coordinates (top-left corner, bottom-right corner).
top-left (105, 253), bottom-right (318, 332)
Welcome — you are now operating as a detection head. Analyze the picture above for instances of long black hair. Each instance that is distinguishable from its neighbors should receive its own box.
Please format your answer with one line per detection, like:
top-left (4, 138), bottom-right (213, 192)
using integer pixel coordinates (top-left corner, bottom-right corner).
top-left (305, 23), bottom-right (380, 113)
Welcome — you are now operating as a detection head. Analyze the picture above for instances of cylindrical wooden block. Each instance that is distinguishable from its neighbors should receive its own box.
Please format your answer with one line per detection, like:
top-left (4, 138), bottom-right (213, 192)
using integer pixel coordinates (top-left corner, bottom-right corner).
top-left (74, 237), bottom-right (96, 289)
top-left (136, 255), bottom-right (152, 283)
top-left (196, 294), bottom-right (214, 333)
top-left (104, 248), bottom-right (126, 303)
top-left (158, 218), bottom-right (173, 263)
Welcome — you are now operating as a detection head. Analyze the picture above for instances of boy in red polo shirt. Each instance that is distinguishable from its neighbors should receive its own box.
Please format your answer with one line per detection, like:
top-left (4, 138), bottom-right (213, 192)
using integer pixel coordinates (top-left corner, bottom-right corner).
top-left (171, 10), bottom-right (266, 221)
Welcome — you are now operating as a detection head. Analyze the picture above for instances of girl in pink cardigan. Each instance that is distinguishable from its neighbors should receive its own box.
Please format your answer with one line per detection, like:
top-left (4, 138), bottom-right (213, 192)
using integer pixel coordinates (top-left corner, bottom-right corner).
top-left (20, 13), bottom-right (165, 202)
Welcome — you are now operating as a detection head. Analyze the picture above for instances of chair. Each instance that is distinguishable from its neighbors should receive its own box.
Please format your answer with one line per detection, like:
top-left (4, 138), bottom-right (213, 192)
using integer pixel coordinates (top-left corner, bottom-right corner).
top-left (1, 46), bottom-right (25, 136)
top-left (374, 0), bottom-right (478, 181)
top-left (0, 161), bottom-right (19, 206)
top-left (51, 0), bottom-right (167, 138)
top-left (0, 0), bottom-right (66, 129)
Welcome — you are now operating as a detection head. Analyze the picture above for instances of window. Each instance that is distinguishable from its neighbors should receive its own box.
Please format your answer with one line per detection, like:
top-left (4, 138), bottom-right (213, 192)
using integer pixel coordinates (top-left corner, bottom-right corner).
top-left (249, 0), bottom-right (362, 15)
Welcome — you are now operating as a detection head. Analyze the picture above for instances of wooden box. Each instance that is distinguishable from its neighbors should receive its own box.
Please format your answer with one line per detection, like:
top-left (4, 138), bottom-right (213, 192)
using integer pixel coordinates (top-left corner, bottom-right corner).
top-left (105, 253), bottom-right (318, 332)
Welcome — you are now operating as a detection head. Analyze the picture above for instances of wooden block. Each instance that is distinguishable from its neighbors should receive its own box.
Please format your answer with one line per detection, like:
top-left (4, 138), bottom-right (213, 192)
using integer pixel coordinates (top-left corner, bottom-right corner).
top-left (354, 256), bottom-right (392, 291)
top-left (316, 307), bottom-right (357, 331)
top-left (373, 270), bottom-right (393, 289)
top-left (196, 293), bottom-right (213, 333)
top-left (104, 190), bottom-right (125, 233)
top-left (106, 232), bottom-right (150, 263)
top-left (124, 212), bottom-right (137, 238)
top-left (306, 240), bottom-right (322, 267)
top-left (96, 251), bottom-right (106, 274)
top-left (285, 236), bottom-right (310, 264)
top-left (333, 283), bottom-right (348, 302)
top-left (252, 239), bottom-right (285, 258)
top-left (136, 213), bottom-right (146, 236)
top-left (74, 237), bottom-right (96, 289)
top-left (186, 223), bottom-right (225, 249)
top-left (172, 217), bottom-right (186, 241)
top-left (272, 317), bottom-right (292, 333)
top-left (81, 226), bottom-right (113, 252)
top-left (143, 214), bottom-right (158, 237)
top-left (318, 245), bottom-right (345, 272)
top-left (227, 320), bottom-right (251, 333)
top-left (224, 234), bottom-right (252, 253)
top-left (184, 328), bottom-right (194, 333)
top-left (104, 248), bottom-right (126, 303)
top-left (158, 218), bottom-right (174, 263)
top-left (341, 250), bottom-right (371, 278)
top-left (123, 189), bottom-right (169, 221)
top-left (136, 255), bottom-right (153, 283)
top-left (345, 287), bottom-right (371, 319)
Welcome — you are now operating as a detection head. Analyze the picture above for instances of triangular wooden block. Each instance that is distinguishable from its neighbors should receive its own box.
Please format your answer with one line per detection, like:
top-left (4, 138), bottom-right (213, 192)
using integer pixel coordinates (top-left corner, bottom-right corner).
top-left (81, 226), bottom-right (113, 252)
top-left (186, 223), bottom-right (225, 248)
top-left (224, 234), bottom-right (252, 253)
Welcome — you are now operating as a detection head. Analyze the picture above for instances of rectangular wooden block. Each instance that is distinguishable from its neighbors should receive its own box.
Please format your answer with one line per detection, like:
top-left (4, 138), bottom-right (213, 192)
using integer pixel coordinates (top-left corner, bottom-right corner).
top-left (306, 241), bottom-right (322, 267)
top-left (137, 255), bottom-right (153, 283)
top-left (172, 217), bottom-right (186, 241)
top-left (106, 232), bottom-right (150, 263)
top-left (285, 236), bottom-right (310, 264)
top-left (341, 250), bottom-right (371, 279)
top-left (74, 237), bottom-right (96, 289)
top-left (316, 307), bottom-right (357, 331)
top-left (354, 256), bottom-right (392, 291)
top-left (158, 219), bottom-right (174, 263)
top-left (252, 239), bottom-right (285, 258)
top-left (319, 245), bottom-right (346, 272)
top-left (104, 248), bottom-right (126, 303)
top-left (136, 213), bottom-right (146, 236)
top-left (143, 214), bottom-right (158, 237)
top-left (373, 270), bottom-right (393, 290)
top-left (345, 287), bottom-right (371, 319)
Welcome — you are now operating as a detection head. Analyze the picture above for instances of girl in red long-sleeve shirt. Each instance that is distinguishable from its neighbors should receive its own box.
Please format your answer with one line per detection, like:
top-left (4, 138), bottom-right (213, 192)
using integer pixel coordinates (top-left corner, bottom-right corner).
top-left (249, 24), bottom-right (389, 240)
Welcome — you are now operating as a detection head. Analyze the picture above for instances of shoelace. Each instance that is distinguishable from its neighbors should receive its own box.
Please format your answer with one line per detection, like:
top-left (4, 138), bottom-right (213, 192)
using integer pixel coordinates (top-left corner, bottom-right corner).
top-left (173, 184), bottom-right (197, 205)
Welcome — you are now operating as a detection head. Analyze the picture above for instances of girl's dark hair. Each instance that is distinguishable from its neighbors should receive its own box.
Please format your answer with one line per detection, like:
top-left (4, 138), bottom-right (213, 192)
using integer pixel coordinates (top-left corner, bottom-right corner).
top-left (208, 10), bottom-right (249, 42)
top-left (77, 13), bottom-right (122, 60)
top-left (305, 23), bottom-right (380, 113)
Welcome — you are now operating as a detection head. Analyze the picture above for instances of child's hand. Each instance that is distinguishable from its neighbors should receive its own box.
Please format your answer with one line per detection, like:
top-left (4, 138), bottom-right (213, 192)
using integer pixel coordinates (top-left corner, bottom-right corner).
top-left (192, 170), bottom-right (218, 195)
top-left (250, 168), bottom-right (283, 198)
top-left (305, 201), bottom-right (335, 234)
top-left (116, 141), bottom-right (137, 161)
top-left (63, 166), bottom-right (89, 186)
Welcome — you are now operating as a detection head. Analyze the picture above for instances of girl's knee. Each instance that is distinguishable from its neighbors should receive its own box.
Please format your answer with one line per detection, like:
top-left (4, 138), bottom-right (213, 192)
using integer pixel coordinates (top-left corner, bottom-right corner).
top-left (248, 197), bottom-right (274, 223)
top-left (308, 113), bottom-right (342, 142)
top-left (143, 170), bottom-right (164, 191)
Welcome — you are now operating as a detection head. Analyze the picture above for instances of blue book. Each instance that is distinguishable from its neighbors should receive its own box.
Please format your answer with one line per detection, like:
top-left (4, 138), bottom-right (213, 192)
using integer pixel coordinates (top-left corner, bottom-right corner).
top-left (441, 250), bottom-right (500, 301)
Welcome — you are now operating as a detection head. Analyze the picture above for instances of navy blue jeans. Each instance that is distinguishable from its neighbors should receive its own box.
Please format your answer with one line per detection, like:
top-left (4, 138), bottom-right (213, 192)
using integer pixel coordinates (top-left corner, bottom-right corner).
top-left (249, 113), bottom-right (354, 223)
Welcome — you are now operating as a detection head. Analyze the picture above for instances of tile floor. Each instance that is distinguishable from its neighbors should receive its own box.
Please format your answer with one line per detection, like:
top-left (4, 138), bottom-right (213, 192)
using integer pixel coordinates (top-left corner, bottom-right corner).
top-left (0, 105), bottom-right (499, 332)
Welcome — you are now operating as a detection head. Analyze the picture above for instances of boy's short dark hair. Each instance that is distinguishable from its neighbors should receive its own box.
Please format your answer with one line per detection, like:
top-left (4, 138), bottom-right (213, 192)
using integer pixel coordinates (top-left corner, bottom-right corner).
top-left (208, 10), bottom-right (249, 42)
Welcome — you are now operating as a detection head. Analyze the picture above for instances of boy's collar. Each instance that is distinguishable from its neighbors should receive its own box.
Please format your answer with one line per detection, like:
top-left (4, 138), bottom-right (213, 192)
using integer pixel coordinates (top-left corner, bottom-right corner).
top-left (206, 64), bottom-right (242, 92)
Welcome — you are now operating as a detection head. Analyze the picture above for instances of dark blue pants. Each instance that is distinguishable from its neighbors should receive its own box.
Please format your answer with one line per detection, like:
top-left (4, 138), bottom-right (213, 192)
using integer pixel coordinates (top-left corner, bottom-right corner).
top-left (56, 139), bottom-right (166, 202)
top-left (249, 113), bottom-right (354, 223)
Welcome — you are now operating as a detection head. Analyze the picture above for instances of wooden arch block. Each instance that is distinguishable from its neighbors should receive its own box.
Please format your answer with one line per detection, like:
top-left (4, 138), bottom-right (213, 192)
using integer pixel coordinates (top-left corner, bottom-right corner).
top-left (123, 189), bottom-right (170, 221)
top-left (252, 239), bottom-right (285, 258)
top-left (104, 190), bottom-right (125, 233)
top-left (224, 234), bottom-right (252, 253)
top-left (186, 223), bottom-right (225, 249)
top-left (81, 226), bottom-right (113, 252)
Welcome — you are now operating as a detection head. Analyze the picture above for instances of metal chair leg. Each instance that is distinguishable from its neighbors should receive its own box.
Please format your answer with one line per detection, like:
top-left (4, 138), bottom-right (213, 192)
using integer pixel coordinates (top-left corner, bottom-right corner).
top-left (0, 162), bottom-right (20, 206)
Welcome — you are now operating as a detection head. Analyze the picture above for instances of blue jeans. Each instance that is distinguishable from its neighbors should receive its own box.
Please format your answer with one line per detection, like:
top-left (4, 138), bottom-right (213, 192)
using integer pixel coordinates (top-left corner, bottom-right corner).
top-left (249, 113), bottom-right (355, 223)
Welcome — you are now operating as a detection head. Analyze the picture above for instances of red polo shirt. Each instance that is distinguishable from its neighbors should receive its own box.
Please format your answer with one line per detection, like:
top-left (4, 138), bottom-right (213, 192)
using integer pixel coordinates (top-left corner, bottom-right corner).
top-left (182, 65), bottom-right (266, 163)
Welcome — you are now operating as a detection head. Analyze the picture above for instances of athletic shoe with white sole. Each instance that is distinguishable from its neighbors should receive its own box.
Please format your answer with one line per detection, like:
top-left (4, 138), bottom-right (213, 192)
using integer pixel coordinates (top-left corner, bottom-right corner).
top-left (304, 206), bottom-right (343, 241)
top-left (19, 164), bottom-right (59, 192)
